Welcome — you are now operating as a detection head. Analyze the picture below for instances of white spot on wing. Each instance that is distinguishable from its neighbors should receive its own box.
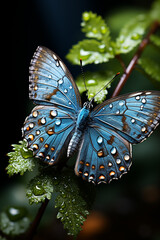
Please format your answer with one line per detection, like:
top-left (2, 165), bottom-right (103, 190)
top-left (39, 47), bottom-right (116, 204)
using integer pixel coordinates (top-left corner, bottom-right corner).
top-left (129, 92), bottom-right (142, 98)
top-left (59, 60), bottom-right (67, 74)
top-left (53, 54), bottom-right (58, 61)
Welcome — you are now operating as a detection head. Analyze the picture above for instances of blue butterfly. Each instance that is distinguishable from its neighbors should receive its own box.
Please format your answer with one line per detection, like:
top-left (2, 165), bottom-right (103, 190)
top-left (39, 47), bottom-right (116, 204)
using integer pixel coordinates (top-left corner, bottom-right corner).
top-left (22, 46), bottom-right (160, 184)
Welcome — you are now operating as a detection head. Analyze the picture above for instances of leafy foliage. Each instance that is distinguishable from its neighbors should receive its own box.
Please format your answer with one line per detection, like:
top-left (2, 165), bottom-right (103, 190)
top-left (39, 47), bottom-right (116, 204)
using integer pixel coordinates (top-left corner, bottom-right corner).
top-left (138, 57), bottom-right (160, 84)
top-left (113, 14), bottom-right (151, 54)
top-left (0, 206), bottom-right (30, 236)
top-left (26, 169), bottom-right (91, 236)
top-left (66, 1), bottom-right (160, 101)
top-left (66, 39), bottom-right (114, 65)
top-left (6, 140), bottom-right (35, 176)
top-left (26, 174), bottom-right (54, 204)
top-left (66, 11), bottom-right (114, 65)
top-left (81, 11), bottom-right (111, 43)
top-left (76, 70), bottom-right (114, 102)
top-left (66, 10), bottom-right (153, 65)
top-left (7, 141), bottom-right (91, 237)
top-left (53, 171), bottom-right (90, 236)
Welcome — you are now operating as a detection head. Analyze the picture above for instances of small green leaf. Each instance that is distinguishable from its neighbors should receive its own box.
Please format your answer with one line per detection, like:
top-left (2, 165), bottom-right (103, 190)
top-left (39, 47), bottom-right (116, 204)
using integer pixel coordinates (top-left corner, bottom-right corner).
top-left (138, 57), bottom-right (160, 83)
top-left (53, 171), bottom-right (90, 237)
top-left (113, 14), bottom-right (151, 54)
top-left (6, 140), bottom-right (35, 176)
top-left (66, 11), bottom-right (114, 66)
top-left (150, 34), bottom-right (160, 48)
top-left (81, 11), bottom-right (110, 43)
top-left (76, 70), bottom-right (114, 103)
top-left (66, 39), bottom-right (114, 65)
top-left (0, 206), bottom-right (30, 236)
top-left (26, 174), bottom-right (54, 204)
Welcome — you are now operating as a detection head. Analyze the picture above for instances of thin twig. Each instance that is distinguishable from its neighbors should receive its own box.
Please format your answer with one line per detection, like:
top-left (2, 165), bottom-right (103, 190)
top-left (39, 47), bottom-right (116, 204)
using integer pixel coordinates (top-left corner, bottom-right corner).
top-left (25, 198), bottom-right (49, 240)
top-left (112, 21), bottom-right (160, 98)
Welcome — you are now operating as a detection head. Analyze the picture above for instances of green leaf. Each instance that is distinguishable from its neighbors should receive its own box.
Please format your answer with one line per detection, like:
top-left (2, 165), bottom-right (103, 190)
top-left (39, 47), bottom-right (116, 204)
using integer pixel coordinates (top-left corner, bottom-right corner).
top-left (138, 57), bottom-right (160, 83)
top-left (53, 170), bottom-right (90, 237)
top-left (6, 140), bottom-right (35, 176)
top-left (66, 39), bottom-right (114, 65)
top-left (26, 174), bottom-right (54, 204)
top-left (113, 14), bottom-right (151, 54)
top-left (76, 70), bottom-right (114, 103)
top-left (0, 206), bottom-right (30, 236)
top-left (81, 11), bottom-right (110, 43)
top-left (150, 34), bottom-right (160, 48)
top-left (66, 11), bottom-right (114, 66)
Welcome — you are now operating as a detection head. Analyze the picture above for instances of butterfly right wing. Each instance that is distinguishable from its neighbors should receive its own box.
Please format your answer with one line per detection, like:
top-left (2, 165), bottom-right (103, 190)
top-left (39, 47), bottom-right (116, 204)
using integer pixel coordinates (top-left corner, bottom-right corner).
top-left (29, 46), bottom-right (82, 113)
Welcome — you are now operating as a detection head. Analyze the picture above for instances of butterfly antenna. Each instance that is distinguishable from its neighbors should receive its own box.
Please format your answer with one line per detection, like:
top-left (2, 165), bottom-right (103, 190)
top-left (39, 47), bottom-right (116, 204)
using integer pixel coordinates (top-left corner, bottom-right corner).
top-left (90, 72), bottom-right (120, 104)
top-left (80, 59), bottom-right (87, 92)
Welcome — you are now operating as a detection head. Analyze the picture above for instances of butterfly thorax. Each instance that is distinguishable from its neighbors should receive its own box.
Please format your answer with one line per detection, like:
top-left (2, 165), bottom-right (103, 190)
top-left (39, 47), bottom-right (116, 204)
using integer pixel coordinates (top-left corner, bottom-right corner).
top-left (76, 105), bottom-right (90, 130)
top-left (67, 104), bottom-right (90, 157)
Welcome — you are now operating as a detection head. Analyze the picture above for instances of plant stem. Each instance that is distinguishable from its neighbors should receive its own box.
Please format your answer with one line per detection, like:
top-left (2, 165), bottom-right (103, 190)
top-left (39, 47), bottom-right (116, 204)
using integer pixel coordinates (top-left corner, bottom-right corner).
top-left (112, 20), bottom-right (160, 98)
top-left (25, 198), bottom-right (49, 240)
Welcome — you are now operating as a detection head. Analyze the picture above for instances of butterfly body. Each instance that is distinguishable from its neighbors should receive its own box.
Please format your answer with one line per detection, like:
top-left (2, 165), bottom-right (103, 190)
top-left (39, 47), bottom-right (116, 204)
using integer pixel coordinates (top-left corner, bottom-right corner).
top-left (23, 46), bottom-right (160, 184)
top-left (67, 104), bottom-right (90, 157)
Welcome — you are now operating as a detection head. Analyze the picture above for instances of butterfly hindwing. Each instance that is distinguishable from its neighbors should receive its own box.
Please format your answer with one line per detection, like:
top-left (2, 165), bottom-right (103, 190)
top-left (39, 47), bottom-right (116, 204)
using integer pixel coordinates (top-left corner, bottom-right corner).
top-left (23, 105), bottom-right (75, 165)
top-left (90, 91), bottom-right (160, 144)
top-left (29, 46), bottom-right (82, 113)
top-left (75, 125), bottom-right (132, 184)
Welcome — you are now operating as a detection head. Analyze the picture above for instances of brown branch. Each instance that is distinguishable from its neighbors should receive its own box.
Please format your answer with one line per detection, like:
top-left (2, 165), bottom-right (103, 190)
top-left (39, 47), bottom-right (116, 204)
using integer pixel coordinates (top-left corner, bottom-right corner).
top-left (112, 21), bottom-right (160, 98)
top-left (25, 198), bottom-right (49, 240)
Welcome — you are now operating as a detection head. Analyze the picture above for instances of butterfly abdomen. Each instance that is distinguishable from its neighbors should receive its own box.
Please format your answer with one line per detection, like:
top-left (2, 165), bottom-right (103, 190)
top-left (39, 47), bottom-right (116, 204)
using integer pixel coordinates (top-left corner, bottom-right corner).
top-left (67, 105), bottom-right (90, 158)
top-left (67, 129), bottom-right (83, 158)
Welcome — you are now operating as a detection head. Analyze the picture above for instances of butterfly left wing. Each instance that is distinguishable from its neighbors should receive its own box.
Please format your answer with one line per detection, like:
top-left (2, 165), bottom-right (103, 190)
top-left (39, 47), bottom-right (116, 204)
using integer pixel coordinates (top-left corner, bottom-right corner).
top-left (75, 91), bottom-right (160, 184)
top-left (22, 105), bottom-right (75, 165)
top-left (75, 125), bottom-right (132, 184)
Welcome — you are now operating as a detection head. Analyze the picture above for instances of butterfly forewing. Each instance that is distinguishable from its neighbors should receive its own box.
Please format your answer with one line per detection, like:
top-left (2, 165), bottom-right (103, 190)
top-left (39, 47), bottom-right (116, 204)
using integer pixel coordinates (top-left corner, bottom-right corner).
top-left (29, 46), bottom-right (82, 113)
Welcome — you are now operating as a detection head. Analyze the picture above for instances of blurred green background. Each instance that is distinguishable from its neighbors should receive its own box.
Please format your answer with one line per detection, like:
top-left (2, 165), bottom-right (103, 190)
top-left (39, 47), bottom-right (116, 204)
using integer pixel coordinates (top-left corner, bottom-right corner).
top-left (2, 0), bottom-right (160, 239)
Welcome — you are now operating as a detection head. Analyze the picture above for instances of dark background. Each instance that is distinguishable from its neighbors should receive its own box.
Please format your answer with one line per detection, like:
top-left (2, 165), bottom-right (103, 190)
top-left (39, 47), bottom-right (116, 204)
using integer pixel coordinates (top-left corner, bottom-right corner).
top-left (1, 0), bottom-right (160, 239)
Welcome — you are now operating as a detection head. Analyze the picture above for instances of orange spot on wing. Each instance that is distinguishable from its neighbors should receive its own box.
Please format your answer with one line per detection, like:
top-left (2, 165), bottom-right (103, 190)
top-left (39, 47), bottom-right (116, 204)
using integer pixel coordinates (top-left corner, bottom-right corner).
top-left (97, 149), bottom-right (104, 157)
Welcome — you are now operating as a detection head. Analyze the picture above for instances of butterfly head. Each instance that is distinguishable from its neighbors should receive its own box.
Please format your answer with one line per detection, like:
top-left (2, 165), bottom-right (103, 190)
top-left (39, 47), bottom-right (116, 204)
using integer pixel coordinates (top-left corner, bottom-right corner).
top-left (83, 101), bottom-right (93, 110)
